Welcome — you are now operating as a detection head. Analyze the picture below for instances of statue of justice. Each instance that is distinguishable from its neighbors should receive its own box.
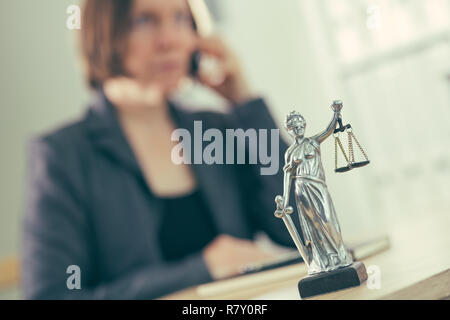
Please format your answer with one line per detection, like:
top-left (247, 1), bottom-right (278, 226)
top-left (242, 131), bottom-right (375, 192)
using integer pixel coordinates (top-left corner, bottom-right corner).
top-left (274, 100), bottom-right (370, 297)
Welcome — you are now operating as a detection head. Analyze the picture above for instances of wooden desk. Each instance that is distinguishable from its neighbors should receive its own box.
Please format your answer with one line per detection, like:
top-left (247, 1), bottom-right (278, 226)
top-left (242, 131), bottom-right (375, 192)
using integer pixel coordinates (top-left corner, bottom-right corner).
top-left (162, 213), bottom-right (450, 300)
top-left (0, 257), bottom-right (19, 291)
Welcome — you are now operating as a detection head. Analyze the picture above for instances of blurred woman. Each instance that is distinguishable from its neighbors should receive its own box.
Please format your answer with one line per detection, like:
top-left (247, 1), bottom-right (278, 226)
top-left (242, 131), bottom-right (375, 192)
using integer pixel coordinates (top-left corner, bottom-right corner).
top-left (22, 0), bottom-right (293, 299)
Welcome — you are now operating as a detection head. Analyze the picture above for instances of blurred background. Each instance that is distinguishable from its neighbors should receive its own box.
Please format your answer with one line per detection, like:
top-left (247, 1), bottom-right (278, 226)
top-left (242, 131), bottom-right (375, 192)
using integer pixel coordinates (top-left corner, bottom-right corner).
top-left (0, 0), bottom-right (449, 299)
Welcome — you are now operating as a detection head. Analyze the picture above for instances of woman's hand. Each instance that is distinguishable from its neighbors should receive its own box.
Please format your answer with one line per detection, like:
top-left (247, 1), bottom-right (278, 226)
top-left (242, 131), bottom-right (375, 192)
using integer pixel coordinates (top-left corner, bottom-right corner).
top-left (195, 36), bottom-right (256, 105)
top-left (103, 77), bottom-right (164, 112)
top-left (202, 234), bottom-right (277, 280)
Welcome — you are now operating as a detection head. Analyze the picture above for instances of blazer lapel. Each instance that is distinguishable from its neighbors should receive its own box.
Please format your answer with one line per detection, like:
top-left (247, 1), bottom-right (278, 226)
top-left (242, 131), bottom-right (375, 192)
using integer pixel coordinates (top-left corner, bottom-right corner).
top-left (84, 89), bottom-right (143, 178)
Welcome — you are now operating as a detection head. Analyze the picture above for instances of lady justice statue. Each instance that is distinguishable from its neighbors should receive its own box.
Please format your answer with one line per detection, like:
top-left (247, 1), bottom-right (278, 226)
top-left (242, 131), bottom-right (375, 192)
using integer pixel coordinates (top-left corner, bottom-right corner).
top-left (274, 101), bottom-right (367, 298)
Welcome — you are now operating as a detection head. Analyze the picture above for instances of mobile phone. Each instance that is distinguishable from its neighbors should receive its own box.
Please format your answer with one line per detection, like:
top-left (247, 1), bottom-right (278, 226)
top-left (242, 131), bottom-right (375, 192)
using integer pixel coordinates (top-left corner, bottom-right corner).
top-left (188, 0), bottom-right (214, 78)
top-left (189, 51), bottom-right (201, 78)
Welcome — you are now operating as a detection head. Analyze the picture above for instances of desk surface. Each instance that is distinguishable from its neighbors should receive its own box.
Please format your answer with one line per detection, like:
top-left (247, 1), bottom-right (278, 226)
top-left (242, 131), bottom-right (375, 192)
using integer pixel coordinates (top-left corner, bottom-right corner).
top-left (162, 213), bottom-right (450, 300)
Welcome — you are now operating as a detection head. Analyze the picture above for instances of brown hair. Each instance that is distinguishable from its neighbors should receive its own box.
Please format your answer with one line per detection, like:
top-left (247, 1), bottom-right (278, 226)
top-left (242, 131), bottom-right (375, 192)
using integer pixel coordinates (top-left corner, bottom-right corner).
top-left (80, 0), bottom-right (197, 89)
top-left (80, 0), bottom-right (134, 89)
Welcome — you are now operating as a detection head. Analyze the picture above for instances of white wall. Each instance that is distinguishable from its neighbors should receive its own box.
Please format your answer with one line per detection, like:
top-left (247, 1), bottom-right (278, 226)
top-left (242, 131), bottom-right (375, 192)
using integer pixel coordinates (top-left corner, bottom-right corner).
top-left (218, 0), bottom-right (450, 242)
top-left (0, 0), bottom-right (88, 258)
top-left (218, 0), bottom-right (390, 241)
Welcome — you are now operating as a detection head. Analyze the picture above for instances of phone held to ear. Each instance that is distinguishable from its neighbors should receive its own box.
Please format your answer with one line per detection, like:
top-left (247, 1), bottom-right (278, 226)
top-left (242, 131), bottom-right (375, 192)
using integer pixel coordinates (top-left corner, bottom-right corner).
top-left (187, 0), bottom-right (225, 85)
top-left (188, 0), bottom-right (213, 79)
top-left (190, 51), bottom-right (201, 78)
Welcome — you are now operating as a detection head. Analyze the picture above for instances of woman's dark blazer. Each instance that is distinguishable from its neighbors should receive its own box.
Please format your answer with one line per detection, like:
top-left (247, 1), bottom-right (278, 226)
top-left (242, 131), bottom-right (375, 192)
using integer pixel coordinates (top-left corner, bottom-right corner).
top-left (22, 89), bottom-right (297, 299)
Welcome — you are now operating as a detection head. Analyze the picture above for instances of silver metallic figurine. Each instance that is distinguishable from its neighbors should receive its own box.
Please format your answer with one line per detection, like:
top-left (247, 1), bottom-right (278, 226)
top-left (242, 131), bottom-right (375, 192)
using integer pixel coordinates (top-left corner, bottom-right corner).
top-left (275, 101), bottom-right (353, 275)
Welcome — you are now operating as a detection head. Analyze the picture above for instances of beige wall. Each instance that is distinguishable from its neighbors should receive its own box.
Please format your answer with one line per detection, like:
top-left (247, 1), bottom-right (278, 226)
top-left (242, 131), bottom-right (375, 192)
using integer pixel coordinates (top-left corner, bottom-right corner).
top-left (0, 0), bottom-right (88, 258)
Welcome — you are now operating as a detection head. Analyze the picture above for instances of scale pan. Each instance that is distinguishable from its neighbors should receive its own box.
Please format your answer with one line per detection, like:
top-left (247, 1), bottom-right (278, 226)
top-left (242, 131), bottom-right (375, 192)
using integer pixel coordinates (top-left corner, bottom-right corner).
top-left (351, 160), bottom-right (370, 168)
top-left (335, 166), bottom-right (352, 173)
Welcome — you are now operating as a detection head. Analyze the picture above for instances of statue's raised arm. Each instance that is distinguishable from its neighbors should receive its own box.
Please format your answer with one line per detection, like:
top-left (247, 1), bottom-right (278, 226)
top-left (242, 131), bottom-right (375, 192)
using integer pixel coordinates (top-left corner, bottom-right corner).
top-left (311, 100), bottom-right (343, 144)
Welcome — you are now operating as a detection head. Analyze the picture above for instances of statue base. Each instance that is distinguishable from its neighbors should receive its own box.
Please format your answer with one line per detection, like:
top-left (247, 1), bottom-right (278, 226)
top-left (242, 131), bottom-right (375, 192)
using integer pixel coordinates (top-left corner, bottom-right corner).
top-left (298, 261), bottom-right (368, 299)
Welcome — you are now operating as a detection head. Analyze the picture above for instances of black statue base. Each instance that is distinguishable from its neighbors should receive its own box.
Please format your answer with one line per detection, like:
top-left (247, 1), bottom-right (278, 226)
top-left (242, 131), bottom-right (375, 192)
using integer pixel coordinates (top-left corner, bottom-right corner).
top-left (298, 261), bottom-right (368, 299)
